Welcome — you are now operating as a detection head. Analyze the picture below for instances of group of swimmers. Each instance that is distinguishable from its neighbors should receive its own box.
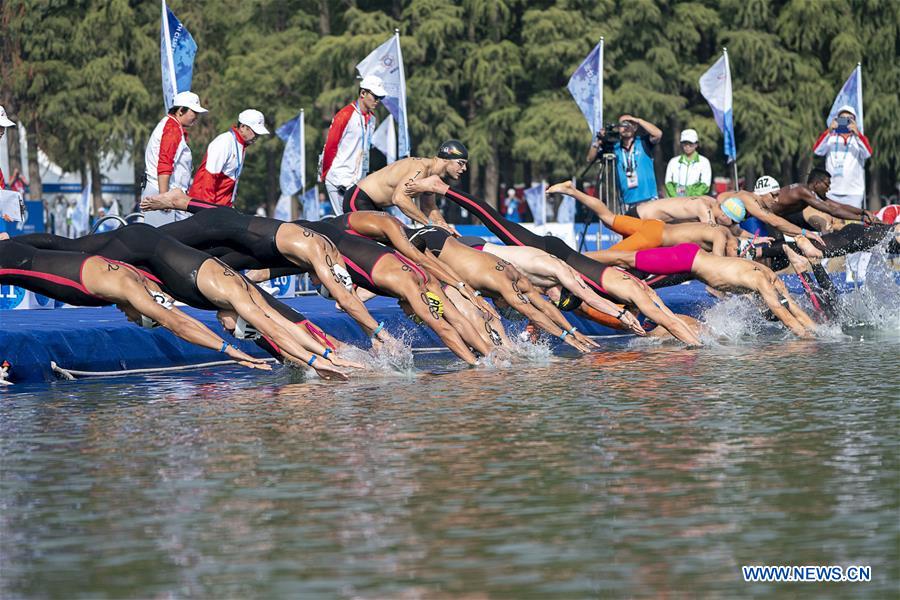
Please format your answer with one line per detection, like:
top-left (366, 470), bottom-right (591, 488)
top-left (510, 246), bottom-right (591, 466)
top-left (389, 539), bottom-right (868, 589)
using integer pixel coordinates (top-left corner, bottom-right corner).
top-left (2, 140), bottom-right (897, 380)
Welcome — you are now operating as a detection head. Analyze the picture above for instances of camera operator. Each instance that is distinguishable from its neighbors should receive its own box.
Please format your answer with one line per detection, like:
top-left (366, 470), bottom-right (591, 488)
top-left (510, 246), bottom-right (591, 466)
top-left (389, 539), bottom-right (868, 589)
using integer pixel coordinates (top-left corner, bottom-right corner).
top-left (813, 105), bottom-right (872, 210)
top-left (587, 115), bottom-right (662, 207)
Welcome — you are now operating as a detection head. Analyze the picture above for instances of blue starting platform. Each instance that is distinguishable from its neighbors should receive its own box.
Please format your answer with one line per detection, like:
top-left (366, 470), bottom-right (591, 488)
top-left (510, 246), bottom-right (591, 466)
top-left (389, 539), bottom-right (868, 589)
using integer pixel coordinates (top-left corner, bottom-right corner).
top-left (0, 283), bottom-right (718, 385)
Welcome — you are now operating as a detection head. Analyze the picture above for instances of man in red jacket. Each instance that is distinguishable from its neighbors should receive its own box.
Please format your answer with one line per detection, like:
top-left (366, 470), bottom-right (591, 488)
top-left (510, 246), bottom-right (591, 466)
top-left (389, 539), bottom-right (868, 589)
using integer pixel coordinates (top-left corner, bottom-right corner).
top-left (140, 91), bottom-right (207, 226)
top-left (184, 109), bottom-right (269, 208)
top-left (319, 75), bottom-right (386, 215)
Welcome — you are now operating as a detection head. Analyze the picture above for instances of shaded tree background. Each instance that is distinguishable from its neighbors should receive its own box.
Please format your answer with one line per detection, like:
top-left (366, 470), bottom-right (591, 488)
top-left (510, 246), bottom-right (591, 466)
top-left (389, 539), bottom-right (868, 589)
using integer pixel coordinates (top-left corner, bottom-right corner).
top-left (2, 0), bottom-right (898, 214)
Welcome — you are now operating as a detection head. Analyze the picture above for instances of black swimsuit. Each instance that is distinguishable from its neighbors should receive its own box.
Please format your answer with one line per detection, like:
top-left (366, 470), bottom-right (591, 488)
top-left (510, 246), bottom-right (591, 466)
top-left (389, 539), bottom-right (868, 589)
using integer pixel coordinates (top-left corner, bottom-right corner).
top-left (405, 226), bottom-right (453, 257)
top-left (160, 208), bottom-right (284, 264)
top-left (440, 186), bottom-right (613, 297)
top-left (14, 225), bottom-right (215, 309)
top-left (342, 184), bottom-right (381, 213)
top-left (0, 241), bottom-right (108, 306)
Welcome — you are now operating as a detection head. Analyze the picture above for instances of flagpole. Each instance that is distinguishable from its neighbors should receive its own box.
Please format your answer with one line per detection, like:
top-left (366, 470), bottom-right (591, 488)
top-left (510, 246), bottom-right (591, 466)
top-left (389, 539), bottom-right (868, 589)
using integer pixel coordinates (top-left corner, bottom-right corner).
top-left (721, 47), bottom-right (738, 190)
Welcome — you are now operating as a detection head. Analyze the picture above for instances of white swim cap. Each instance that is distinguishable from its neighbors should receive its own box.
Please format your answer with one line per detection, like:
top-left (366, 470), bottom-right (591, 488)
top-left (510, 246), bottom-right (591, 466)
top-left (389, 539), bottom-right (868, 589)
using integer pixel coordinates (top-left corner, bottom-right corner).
top-left (754, 176), bottom-right (780, 195)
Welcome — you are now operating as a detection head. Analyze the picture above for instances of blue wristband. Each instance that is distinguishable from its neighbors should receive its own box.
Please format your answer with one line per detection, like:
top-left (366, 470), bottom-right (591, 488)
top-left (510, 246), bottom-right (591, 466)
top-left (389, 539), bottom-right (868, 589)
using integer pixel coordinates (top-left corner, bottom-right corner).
top-left (323, 348), bottom-right (331, 359)
top-left (559, 330), bottom-right (569, 340)
top-left (372, 322), bottom-right (384, 337)
top-left (567, 326), bottom-right (577, 335)
top-left (220, 341), bottom-right (229, 353)
top-left (307, 355), bottom-right (317, 366)
top-left (801, 228), bottom-right (807, 236)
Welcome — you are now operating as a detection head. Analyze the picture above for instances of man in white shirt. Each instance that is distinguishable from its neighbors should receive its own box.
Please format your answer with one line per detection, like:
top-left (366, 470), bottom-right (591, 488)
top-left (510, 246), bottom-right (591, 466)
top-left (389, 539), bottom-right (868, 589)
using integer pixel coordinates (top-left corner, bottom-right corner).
top-left (664, 129), bottom-right (711, 197)
top-left (319, 75), bottom-right (385, 215)
top-left (813, 105), bottom-right (872, 210)
top-left (141, 91), bottom-right (207, 226)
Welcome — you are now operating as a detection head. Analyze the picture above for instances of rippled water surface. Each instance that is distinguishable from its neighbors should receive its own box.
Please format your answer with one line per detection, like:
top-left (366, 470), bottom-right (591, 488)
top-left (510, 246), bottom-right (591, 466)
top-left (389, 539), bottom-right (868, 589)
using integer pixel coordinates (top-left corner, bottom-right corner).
top-left (2, 329), bottom-right (898, 598)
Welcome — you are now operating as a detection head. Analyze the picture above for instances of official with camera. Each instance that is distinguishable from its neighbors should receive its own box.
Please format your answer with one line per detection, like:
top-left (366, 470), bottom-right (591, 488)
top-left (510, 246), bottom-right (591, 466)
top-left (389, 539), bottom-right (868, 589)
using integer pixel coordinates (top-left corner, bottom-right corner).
top-left (587, 115), bottom-right (662, 207)
top-left (812, 105), bottom-right (872, 210)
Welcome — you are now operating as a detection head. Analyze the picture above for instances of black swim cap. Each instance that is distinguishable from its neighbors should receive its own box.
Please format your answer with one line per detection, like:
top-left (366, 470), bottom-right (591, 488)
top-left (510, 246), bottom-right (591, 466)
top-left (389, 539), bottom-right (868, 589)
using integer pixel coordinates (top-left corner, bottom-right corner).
top-left (554, 289), bottom-right (583, 312)
top-left (437, 139), bottom-right (468, 160)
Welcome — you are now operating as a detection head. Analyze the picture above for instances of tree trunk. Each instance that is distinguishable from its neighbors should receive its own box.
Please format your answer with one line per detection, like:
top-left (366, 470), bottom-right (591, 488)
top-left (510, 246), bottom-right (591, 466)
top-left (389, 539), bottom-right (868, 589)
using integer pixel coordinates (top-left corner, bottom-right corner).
top-left (797, 153), bottom-right (812, 185)
top-left (133, 141), bottom-right (145, 212)
top-left (266, 145), bottom-right (278, 216)
top-left (318, 0), bottom-right (331, 35)
top-left (483, 148), bottom-right (499, 209)
top-left (24, 120), bottom-right (42, 202)
top-left (90, 156), bottom-right (103, 216)
top-left (6, 122), bottom-right (22, 177)
top-left (468, 157), bottom-right (480, 197)
top-left (867, 163), bottom-right (880, 211)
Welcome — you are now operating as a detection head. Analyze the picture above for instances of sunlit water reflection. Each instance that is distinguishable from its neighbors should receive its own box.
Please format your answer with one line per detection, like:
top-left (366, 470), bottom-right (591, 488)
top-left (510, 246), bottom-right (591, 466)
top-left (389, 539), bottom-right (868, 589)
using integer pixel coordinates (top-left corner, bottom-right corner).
top-left (2, 321), bottom-right (897, 598)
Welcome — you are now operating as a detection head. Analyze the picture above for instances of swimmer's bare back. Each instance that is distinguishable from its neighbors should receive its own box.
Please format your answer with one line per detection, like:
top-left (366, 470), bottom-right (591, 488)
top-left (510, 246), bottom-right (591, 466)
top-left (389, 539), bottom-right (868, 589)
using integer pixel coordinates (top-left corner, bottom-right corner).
top-left (357, 157), bottom-right (436, 206)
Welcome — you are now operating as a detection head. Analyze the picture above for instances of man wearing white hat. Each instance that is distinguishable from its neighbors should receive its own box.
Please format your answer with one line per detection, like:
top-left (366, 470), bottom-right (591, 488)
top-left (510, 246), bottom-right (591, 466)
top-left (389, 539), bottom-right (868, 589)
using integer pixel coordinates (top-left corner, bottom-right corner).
top-left (184, 109), bottom-right (269, 209)
top-left (319, 75), bottom-right (385, 215)
top-left (813, 105), bottom-right (872, 210)
top-left (664, 128), bottom-right (711, 197)
top-left (0, 106), bottom-right (16, 191)
top-left (141, 91), bottom-right (207, 225)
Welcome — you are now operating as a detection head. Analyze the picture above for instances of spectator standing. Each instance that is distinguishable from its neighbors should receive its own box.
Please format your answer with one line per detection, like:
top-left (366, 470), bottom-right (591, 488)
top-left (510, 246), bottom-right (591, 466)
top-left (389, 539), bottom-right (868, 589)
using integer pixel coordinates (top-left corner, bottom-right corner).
top-left (504, 188), bottom-right (522, 223)
top-left (319, 75), bottom-right (385, 215)
top-left (813, 105), bottom-right (872, 210)
top-left (588, 115), bottom-right (662, 207)
top-left (664, 129), bottom-right (711, 197)
top-left (141, 91), bottom-right (207, 225)
top-left (187, 109), bottom-right (269, 208)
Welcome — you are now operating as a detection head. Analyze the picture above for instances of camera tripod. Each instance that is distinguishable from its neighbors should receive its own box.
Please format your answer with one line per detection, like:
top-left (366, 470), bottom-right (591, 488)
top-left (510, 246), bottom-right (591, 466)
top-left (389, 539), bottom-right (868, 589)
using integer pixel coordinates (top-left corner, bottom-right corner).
top-left (576, 151), bottom-right (620, 251)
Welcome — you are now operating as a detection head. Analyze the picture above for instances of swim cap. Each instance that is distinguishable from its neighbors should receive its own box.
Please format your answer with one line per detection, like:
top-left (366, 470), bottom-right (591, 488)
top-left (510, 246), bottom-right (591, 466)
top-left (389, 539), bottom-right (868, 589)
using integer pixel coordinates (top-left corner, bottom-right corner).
top-left (437, 140), bottom-right (468, 160)
top-left (720, 196), bottom-right (747, 223)
top-left (423, 291), bottom-right (444, 319)
top-left (234, 315), bottom-right (261, 340)
top-left (331, 264), bottom-right (353, 291)
top-left (754, 175), bottom-right (780, 195)
top-left (554, 289), bottom-right (583, 312)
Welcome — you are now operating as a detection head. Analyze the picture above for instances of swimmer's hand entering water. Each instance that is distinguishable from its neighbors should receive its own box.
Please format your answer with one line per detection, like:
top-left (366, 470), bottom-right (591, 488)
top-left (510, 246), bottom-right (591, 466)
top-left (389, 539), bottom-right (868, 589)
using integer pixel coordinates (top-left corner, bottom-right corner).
top-left (618, 310), bottom-right (647, 337)
top-left (225, 345), bottom-right (273, 371)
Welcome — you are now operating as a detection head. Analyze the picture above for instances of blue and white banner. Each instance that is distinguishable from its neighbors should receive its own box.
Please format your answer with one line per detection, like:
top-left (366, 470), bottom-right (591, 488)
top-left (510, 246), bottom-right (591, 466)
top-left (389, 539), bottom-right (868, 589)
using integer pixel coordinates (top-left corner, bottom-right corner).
top-left (700, 49), bottom-right (737, 163)
top-left (274, 194), bottom-right (293, 222)
top-left (523, 181), bottom-right (547, 225)
top-left (567, 39), bottom-right (603, 137)
top-left (301, 186), bottom-right (319, 221)
top-left (357, 32), bottom-right (410, 158)
top-left (826, 64), bottom-right (864, 134)
top-left (556, 196), bottom-right (576, 224)
top-left (71, 171), bottom-right (91, 237)
top-left (276, 110), bottom-right (305, 197)
top-left (161, 0), bottom-right (197, 110)
top-left (371, 114), bottom-right (397, 164)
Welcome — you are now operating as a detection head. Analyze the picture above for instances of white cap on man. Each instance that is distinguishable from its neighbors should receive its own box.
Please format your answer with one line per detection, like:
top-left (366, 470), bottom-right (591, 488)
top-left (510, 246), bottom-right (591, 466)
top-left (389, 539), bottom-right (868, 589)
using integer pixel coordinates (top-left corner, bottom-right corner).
top-left (239, 109), bottom-right (269, 135)
top-left (171, 91), bottom-right (208, 113)
top-left (360, 75), bottom-right (387, 97)
top-left (0, 106), bottom-right (14, 128)
top-left (680, 129), bottom-right (699, 143)
top-left (837, 104), bottom-right (856, 117)
top-left (754, 175), bottom-right (781, 195)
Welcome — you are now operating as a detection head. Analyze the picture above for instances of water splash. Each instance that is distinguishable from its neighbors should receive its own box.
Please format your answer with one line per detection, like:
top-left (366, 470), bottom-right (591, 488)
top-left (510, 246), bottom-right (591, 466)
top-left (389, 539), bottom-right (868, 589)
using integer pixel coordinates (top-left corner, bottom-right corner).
top-left (700, 294), bottom-right (771, 343)
top-left (830, 243), bottom-right (900, 330)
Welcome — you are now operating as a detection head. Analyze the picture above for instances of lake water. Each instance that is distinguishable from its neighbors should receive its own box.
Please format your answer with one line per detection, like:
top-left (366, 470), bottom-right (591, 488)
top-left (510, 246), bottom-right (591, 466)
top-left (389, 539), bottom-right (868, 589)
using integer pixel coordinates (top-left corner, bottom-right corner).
top-left (3, 245), bottom-right (900, 598)
top-left (2, 316), bottom-right (898, 598)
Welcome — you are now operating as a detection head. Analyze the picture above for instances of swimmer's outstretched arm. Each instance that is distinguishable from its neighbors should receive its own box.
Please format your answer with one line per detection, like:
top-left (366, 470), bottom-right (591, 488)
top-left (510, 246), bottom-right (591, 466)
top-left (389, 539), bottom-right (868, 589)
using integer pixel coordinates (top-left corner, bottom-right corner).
top-left (545, 258), bottom-right (646, 336)
top-left (141, 188), bottom-right (191, 212)
top-left (89, 265), bottom-right (269, 370)
top-left (523, 287), bottom-right (599, 350)
top-left (755, 279), bottom-right (814, 338)
top-left (390, 183), bottom-right (435, 228)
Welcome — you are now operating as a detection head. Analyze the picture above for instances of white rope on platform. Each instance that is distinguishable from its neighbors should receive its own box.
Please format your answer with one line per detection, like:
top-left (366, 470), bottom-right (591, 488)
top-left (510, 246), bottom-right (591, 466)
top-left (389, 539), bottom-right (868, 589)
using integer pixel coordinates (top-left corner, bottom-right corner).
top-left (46, 335), bottom-right (628, 380)
top-left (50, 359), bottom-right (275, 380)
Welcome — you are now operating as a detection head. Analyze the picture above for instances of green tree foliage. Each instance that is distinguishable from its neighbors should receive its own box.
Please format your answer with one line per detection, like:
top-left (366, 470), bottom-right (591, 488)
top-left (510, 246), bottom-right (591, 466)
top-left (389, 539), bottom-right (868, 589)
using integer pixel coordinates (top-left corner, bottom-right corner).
top-left (3, 0), bottom-right (898, 211)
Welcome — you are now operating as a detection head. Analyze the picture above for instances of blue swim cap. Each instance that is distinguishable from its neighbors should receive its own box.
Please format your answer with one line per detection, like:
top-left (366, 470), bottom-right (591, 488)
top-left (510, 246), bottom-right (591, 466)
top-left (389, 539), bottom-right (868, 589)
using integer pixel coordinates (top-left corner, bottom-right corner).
top-left (720, 197), bottom-right (747, 223)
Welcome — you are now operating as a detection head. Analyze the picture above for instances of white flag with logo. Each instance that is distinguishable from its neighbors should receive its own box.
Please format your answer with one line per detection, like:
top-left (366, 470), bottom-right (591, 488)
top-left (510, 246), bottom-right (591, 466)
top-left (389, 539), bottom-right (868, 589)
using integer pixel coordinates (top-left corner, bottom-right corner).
top-left (356, 32), bottom-right (410, 158)
top-left (371, 114), bottom-right (397, 164)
